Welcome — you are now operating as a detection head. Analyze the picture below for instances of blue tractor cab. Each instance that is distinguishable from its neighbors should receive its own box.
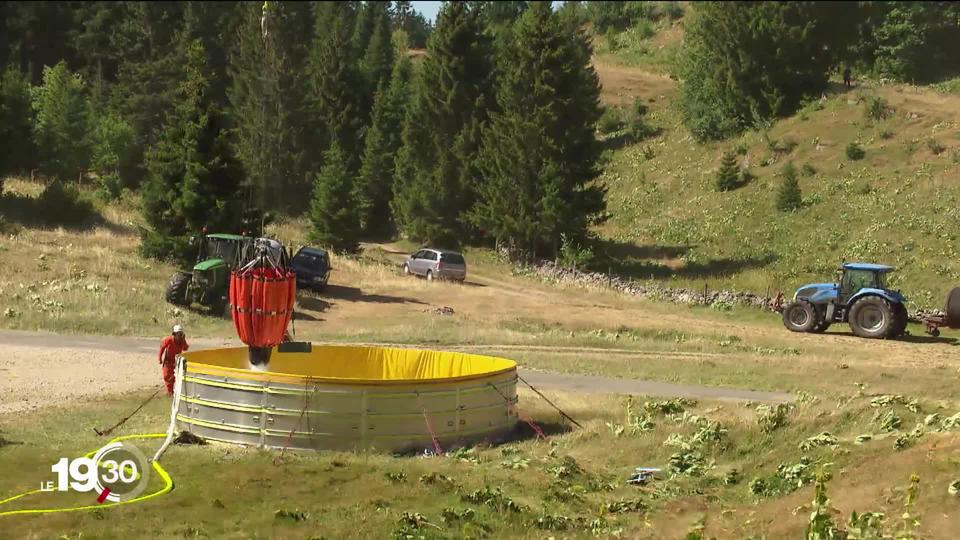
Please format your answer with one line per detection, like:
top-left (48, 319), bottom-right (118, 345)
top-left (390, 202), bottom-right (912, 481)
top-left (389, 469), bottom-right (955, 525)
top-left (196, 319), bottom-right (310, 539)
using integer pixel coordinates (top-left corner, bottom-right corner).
top-left (782, 263), bottom-right (908, 339)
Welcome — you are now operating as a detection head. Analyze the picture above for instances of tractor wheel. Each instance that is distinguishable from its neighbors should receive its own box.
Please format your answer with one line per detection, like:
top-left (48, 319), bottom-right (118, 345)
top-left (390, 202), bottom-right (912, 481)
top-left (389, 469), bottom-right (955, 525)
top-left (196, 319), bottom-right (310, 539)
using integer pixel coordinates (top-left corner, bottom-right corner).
top-left (211, 294), bottom-right (229, 318)
top-left (891, 303), bottom-right (908, 337)
top-left (782, 300), bottom-right (817, 333)
top-left (165, 272), bottom-right (191, 306)
top-left (848, 296), bottom-right (894, 339)
top-left (946, 287), bottom-right (960, 328)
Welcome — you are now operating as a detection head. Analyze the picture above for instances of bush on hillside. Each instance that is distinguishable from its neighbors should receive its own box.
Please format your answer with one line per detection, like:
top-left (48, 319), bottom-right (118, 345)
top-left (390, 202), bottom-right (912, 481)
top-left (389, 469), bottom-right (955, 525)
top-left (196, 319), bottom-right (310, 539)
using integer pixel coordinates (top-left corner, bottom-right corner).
top-left (864, 96), bottom-right (893, 121)
top-left (628, 98), bottom-right (654, 138)
top-left (598, 107), bottom-right (625, 134)
top-left (926, 138), bottom-right (945, 156)
top-left (715, 151), bottom-right (740, 192)
top-left (776, 162), bottom-right (802, 212)
top-left (37, 182), bottom-right (98, 226)
top-left (801, 163), bottom-right (816, 177)
top-left (846, 142), bottom-right (866, 160)
top-left (663, 1), bottom-right (684, 22)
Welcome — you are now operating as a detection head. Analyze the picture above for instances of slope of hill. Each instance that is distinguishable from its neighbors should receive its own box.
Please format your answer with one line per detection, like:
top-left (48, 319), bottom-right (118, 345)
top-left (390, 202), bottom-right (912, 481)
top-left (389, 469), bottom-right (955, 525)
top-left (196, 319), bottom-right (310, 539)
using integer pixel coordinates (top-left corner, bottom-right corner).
top-left (594, 51), bottom-right (960, 309)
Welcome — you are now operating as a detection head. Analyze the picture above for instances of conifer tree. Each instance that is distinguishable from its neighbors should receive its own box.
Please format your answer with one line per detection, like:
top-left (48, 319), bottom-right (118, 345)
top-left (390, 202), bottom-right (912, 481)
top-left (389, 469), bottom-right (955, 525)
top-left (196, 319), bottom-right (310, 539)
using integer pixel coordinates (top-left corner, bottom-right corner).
top-left (30, 61), bottom-right (91, 181)
top-left (715, 151), bottom-right (739, 192)
top-left (361, 2), bottom-right (395, 100)
top-left (0, 66), bottom-right (37, 179)
top-left (355, 56), bottom-right (413, 236)
top-left (229, 1), bottom-right (309, 213)
top-left (140, 41), bottom-right (246, 262)
top-left (472, 2), bottom-right (604, 256)
top-left (308, 2), bottom-right (364, 171)
top-left (309, 142), bottom-right (360, 253)
top-left (776, 162), bottom-right (802, 212)
top-left (392, 2), bottom-right (494, 244)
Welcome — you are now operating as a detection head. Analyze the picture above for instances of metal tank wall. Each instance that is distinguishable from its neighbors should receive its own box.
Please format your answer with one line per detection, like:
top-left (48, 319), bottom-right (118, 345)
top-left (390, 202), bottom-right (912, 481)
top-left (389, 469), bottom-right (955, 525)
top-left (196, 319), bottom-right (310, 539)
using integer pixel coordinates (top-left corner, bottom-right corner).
top-left (175, 345), bottom-right (519, 452)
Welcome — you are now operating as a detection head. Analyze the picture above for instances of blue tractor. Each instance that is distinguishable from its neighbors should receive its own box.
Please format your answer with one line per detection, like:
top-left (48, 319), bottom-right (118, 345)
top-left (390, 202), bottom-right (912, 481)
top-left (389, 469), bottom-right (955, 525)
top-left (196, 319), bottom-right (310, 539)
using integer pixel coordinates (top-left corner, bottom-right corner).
top-left (782, 263), bottom-right (908, 339)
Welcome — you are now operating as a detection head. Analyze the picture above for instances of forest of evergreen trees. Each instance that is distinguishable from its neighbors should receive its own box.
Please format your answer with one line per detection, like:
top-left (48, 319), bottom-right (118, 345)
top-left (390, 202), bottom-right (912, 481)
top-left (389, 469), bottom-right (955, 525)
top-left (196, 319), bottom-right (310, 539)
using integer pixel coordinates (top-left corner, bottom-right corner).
top-left (0, 0), bottom-right (603, 260)
top-left (1, 1), bottom-right (957, 261)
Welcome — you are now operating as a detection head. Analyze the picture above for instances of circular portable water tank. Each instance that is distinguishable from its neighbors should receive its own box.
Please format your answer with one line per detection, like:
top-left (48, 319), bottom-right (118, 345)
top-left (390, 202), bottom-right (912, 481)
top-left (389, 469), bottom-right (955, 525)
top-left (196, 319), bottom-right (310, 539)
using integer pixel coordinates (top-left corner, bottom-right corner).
top-left (175, 344), bottom-right (518, 452)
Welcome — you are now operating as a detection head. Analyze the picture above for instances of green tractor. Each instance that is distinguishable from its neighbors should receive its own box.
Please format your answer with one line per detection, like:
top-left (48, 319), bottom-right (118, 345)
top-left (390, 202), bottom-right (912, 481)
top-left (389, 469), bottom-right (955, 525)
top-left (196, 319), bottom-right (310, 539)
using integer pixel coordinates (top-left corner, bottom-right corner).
top-left (164, 233), bottom-right (253, 314)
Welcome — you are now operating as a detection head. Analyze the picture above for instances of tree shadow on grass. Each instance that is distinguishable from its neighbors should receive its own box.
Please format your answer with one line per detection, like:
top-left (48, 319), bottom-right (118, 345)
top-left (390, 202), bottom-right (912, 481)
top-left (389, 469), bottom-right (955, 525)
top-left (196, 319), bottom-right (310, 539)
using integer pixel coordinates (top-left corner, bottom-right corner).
top-left (606, 253), bottom-right (778, 281)
top-left (593, 237), bottom-right (690, 261)
top-left (601, 126), bottom-right (665, 152)
top-left (324, 284), bottom-right (427, 305)
top-left (297, 294), bottom-right (330, 314)
top-left (592, 239), bottom-right (777, 281)
top-left (0, 190), bottom-right (110, 232)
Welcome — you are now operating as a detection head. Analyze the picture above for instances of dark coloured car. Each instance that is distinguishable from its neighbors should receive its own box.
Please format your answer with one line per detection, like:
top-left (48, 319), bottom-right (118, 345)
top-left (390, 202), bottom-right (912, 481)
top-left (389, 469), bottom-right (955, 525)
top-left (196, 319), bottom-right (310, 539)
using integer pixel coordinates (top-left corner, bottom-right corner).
top-left (291, 247), bottom-right (331, 292)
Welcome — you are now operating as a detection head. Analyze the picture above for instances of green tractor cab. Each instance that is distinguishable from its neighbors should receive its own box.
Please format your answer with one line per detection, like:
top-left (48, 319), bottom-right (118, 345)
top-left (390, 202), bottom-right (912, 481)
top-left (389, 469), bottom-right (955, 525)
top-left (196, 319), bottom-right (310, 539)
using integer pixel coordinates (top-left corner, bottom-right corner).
top-left (165, 233), bottom-right (253, 314)
top-left (782, 263), bottom-right (908, 339)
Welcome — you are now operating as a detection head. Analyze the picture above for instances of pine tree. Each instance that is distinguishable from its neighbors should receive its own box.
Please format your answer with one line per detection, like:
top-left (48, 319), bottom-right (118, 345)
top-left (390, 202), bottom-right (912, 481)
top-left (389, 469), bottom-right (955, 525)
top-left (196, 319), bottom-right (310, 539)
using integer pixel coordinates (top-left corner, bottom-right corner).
top-left (471, 2), bottom-right (604, 256)
top-left (678, 2), bottom-right (848, 140)
top-left (355, 56), bottom-right (413, 236)
top-left (361, 2), bottom-right (395, 99)
top-left (309, 142), bottom-right (360, 253)
top-left (140, 40), bottom-right (246, 262)
top-left (776, 162), bottom-right (802, 212)
top-left (715, 151), bottom-right (739, 192)
top-left (307, 2), bottom-right (364, 172)
top-left (106, 2), bottom-right (188, 185)
top-left (228, 1), bottom-right (310, 213)
top-left (30, 61), bottom-right (91, 181)
top-left (392, 2), bottom-right (494, 244)
top-left (0, 65), bottom-right (37, 179)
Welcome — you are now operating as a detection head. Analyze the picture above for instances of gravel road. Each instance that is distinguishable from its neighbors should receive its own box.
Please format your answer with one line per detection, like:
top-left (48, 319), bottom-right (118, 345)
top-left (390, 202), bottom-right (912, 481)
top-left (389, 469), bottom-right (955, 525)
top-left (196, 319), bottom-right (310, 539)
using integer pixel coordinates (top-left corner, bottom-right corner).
top-left (0, 330), bottom-right (790, 414)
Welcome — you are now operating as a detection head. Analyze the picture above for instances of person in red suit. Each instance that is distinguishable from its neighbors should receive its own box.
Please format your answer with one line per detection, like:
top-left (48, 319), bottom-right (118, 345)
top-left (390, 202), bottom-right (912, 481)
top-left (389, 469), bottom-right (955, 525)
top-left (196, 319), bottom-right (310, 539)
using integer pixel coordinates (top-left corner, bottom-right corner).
top-left (158, 325), bottom-right (189, 395)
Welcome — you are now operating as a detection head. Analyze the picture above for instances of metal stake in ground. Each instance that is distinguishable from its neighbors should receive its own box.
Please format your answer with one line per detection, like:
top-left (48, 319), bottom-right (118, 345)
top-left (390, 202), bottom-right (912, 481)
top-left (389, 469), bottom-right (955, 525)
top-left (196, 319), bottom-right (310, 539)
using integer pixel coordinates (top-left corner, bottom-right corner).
top-left (93, 387), bottom-right (164, 437)
top-left (517, 374), bottom-right (583, 429)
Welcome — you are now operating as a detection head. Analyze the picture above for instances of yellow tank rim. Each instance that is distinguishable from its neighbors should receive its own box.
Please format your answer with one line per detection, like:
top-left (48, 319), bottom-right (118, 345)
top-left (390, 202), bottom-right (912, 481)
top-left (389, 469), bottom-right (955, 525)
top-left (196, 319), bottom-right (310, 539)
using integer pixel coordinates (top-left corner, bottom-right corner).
top-left (183, 344), bottom-right (517, 385)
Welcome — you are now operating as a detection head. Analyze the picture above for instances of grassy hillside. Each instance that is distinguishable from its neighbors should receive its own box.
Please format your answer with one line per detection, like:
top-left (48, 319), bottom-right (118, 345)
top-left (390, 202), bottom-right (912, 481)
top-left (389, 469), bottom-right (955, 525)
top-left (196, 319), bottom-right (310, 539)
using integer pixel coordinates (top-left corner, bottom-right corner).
top-left (594, 38), bottom-right (960, 310)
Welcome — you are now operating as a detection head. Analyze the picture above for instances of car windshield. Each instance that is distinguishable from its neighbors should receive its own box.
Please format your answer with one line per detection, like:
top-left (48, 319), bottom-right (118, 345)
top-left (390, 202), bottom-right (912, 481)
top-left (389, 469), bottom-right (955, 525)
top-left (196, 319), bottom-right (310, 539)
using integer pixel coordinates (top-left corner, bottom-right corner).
top-left (206, 238), bottom-right (238, 264)
top-left (441, 253), bottom-right (465, 265)
top-left (294, 252), bottom-right (327, 269)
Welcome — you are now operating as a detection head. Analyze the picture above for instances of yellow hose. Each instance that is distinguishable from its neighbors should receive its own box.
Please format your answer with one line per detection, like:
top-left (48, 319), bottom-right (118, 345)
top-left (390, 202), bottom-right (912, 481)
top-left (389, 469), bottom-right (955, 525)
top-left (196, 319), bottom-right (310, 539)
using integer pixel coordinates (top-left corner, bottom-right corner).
top-left (0, 433), bottom-right (172, 517)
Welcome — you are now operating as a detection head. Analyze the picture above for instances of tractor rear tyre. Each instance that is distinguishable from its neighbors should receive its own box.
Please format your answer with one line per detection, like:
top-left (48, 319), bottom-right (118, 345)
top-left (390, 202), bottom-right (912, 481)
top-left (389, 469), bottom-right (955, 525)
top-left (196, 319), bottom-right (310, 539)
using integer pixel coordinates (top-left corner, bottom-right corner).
top-left (891, 303), bottom-right (908, 337)
top-left (849, 296), bottom-right (894, 339)
top-left (946, 287), bottom-right (960, 328)
top-left (165, 272), bottom-right (190, 306)
top-left (782, 300), bottom-right (818, 332)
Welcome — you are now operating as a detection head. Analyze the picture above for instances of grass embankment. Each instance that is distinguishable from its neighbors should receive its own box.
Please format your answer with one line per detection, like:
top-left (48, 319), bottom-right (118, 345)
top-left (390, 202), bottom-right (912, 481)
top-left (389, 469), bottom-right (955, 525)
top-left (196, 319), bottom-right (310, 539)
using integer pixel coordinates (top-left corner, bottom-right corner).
top-left (2, 386), bottom-right (959, 538)
top-left (596, 62), bottom-right (960, 310)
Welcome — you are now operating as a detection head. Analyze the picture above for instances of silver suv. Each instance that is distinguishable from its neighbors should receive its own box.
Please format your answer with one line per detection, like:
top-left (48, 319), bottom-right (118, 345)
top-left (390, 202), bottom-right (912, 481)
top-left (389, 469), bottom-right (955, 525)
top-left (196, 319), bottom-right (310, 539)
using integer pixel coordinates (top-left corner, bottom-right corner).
top-left (403, 248), bottom-right (467, 282)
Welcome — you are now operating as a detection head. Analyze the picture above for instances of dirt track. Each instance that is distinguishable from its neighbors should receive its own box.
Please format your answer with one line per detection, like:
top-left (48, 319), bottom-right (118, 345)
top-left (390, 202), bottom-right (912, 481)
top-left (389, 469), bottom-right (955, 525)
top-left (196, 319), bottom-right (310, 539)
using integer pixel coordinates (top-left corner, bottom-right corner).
top-left (0, 329), bottom-right (791, 415)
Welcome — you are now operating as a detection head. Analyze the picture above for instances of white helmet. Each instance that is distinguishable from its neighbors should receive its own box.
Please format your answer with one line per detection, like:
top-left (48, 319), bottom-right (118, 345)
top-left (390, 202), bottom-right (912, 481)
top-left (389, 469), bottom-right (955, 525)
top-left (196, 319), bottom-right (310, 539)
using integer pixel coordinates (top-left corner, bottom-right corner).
top-left (172, 324), bottom-right (184, 335)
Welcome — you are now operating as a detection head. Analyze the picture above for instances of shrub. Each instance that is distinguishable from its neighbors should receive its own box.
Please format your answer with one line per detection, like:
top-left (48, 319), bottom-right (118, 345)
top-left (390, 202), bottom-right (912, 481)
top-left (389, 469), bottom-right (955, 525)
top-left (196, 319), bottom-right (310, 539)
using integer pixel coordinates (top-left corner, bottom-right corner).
top-left (846, 142), bottom-right (866, 160)
top-left (559, 233), bottom-right (593, 269)
top-left (776, 162), bottom-right (802, 212)
top-left (662, 1), bottom-right (684, 21)
top-left (628, 98), bottom-right (654, 138)
top-left (37, 182), bottom-right (97, 226)
top-left (598, 107), bottom-right (625, 135)
top-left (926, 138), bottom-right (945, 155)
top-left (715, 151), bottom-right (740, 192)
top-left (801, 163), bottom-right (816, 176)
top-left (734, 142), bottom-right (748, 155)
top-left (879, 128), bottom-right (895, 140)
top-left (864, 96), bottom-right (893, 121)
top-left (89, 112), bottom-right (137, 200)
